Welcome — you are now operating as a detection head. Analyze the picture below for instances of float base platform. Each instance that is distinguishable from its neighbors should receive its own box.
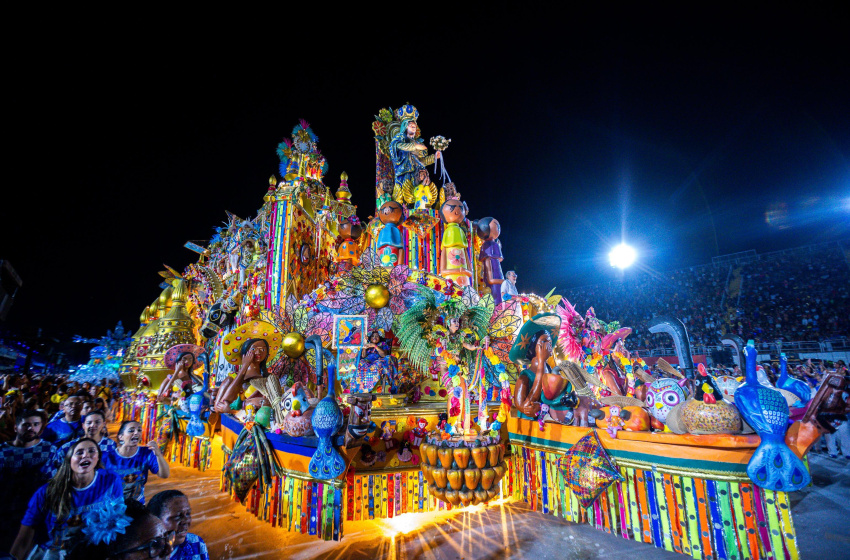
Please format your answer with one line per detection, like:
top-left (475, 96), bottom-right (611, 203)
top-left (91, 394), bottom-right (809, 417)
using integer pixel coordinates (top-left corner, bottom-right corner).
top-left (506, 416), bottom-right (801, 560)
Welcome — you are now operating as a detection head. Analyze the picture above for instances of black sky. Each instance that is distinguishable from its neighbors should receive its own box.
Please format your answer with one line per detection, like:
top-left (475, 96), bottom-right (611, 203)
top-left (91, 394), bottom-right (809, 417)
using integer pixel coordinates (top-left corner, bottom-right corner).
top-left (3, 7), bottom-right (848, 350)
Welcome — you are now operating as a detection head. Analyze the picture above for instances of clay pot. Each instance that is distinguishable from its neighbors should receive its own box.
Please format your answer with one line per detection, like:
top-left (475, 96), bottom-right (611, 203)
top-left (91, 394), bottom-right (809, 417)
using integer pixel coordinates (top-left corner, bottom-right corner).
top-left (471, 447), bottom-right (488, 469)
top-left (464, 468), bottom-right (481, 490)
top-left (421, 464), bottom-right (434, 485)
top-left (419, 443), bottom-right (431, 465)
top-left (475, 489), bottom-right (489, 504)
top-left (282, 413), bottom-right (313, 437)
top-left (444, 489), bottom-right (460, 505)
top-left (453, 447), bottom-right (471, 469)
top-left (424, 443), bottom-right (438, 466)
top-left (432, 467), bottom-right (447, 489)
top-left (437, 447), bottom-right (455, 469)
top-left (430, 485), bottom-right (446, 501)
top-left (459, 489), bottom-right (474, 507)
top-left (486, 487), bottom-right (499, 500)
top-left (487, 444), bottom-right (500, 467)
top-left (786, 421), bottom-right (820, 458)
top-left (680, 398), bottom-right (741, 435)
top-left (447, 469), bottom-right (463, 490)
top-left (480, 467), bottom-right (496, 490)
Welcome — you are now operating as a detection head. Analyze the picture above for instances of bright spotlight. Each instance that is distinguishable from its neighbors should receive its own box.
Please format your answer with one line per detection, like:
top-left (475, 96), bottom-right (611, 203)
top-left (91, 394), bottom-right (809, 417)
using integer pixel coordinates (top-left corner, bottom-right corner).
top-left (609, 243), bottom-right (637, 269)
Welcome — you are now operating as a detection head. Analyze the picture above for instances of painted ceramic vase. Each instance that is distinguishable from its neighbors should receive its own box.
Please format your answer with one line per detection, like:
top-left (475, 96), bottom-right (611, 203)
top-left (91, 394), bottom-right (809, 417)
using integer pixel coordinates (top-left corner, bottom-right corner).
top-left (680, 398), bottom-right (742, 435)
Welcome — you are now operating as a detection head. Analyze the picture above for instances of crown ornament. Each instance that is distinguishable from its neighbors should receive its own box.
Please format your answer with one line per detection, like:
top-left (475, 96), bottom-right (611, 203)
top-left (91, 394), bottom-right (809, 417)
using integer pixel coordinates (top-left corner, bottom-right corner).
top-left (396, 104), bottom-right (419, 122)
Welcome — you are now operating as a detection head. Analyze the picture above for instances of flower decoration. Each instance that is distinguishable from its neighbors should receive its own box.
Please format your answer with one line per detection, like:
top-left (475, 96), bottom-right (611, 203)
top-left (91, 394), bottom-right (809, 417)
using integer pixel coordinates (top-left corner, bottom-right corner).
top-left (82, 499), bottom-right (132, 545)
top-left (313, 249), bottom-right (418, 332)
top-left (372, 121), bottom-right (387, 137)
top-left (430, 135), bottom-right (451, 151)
top-left (261, 295), bottom-right (333, 386)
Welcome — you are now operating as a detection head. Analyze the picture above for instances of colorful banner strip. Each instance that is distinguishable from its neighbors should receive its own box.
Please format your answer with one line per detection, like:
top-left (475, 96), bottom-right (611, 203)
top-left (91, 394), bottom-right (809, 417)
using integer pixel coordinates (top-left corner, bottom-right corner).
top-left (506, 445), bottom-right (800, 560)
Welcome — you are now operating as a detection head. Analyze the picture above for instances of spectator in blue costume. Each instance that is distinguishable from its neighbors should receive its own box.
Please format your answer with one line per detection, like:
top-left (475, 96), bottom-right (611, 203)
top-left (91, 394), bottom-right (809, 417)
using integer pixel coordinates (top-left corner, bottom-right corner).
top-left (0, 410), bottom-right (54, 552)
top-left (102, 421), bottom-right (169, 504)
top-left (42, 392), bottom-right (86, 447)
top-left (148, 490), bottom-right (210, 560)
top-left (49, 410), bottom-right (115, 476)
top-left (10, 438), bottom-right (124, 559)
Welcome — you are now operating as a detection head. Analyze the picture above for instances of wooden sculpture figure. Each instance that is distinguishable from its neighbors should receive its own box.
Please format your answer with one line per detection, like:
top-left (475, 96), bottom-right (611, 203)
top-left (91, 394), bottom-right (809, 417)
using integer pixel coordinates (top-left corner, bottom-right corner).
top-left (439, 198), bottom-right (473, 287)
top-left (511, 314), bottom-right (588, 425)
top-left (376, 195), bottom-right (405, 268)
top-left (475, 217), bottom-right (505, 304)
top-left (213, 338), bottom-right (269, 413)
top-left (336, 216), bottom-right (363, 273)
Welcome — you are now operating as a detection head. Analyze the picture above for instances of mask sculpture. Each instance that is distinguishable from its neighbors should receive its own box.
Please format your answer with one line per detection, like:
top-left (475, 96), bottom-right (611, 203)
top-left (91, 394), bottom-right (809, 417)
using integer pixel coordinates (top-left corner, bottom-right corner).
top-left (645, 378), bottom-right (688, 425)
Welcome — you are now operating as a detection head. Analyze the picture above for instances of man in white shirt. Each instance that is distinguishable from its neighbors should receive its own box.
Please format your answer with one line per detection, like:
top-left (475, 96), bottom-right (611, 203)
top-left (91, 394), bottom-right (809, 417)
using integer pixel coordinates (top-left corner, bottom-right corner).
top-left (501, 270), bottom-right (518, 300)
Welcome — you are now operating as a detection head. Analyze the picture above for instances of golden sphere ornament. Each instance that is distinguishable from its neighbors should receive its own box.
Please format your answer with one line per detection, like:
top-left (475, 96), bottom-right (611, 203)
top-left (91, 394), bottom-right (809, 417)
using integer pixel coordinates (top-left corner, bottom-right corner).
top-left (282, 332), bottom-right (306, 358)
top-left (365, 284), bottom-right (390, 309)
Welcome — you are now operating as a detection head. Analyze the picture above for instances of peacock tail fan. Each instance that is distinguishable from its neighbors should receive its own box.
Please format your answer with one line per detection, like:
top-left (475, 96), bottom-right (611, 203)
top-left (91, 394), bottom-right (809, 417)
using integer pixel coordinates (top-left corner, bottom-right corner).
top-left (309, 440), bottom-right (346, 479)
top-left (747, 437), bottom-right (810, 492)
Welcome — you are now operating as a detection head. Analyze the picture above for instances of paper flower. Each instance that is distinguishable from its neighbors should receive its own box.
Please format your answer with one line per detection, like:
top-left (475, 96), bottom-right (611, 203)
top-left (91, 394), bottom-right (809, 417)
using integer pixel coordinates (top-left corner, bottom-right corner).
top-left (82, 499), bottom-right (132, 545)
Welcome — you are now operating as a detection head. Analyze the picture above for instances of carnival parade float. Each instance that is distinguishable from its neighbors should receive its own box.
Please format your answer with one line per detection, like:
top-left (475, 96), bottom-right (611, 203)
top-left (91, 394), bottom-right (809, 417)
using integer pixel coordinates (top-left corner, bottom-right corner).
top-left (113, 104), bottom-right (842, 558)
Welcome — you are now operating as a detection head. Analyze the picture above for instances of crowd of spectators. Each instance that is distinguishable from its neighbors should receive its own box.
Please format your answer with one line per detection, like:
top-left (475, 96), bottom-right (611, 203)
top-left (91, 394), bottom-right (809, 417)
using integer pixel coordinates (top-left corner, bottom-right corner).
top-left (565, 244), bottom-right (850, 352)
top-left (731, 246), bottom-right (850, 344)
top-left (0, 370), bottom-right (207, 559)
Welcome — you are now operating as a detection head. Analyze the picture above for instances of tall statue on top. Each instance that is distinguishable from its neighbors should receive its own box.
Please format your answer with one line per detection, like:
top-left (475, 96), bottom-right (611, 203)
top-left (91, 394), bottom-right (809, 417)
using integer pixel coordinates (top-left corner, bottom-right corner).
top-left (387, 104), bottom-right (441, 199)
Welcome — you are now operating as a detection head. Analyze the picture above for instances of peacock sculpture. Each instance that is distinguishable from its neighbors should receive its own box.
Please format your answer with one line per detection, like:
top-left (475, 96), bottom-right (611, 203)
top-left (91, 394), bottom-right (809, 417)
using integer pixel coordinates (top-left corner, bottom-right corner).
top-left (776, 353), bottom-right (811, 406)
top-left (735, 340), bottom-right (810, 491)
top-left (307, 336), bottom-right (346, 479)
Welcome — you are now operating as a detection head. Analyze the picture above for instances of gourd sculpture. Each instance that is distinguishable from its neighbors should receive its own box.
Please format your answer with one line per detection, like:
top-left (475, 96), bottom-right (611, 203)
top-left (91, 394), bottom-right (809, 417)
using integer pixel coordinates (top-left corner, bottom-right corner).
top-left (736, 340), bottom-right (810, 491)
top-left (777, 353), bottom-right (811, 406)
top-left (308, 335), bottom-right (346, 479)
top-left (680, 364), bottom-right (741, 435)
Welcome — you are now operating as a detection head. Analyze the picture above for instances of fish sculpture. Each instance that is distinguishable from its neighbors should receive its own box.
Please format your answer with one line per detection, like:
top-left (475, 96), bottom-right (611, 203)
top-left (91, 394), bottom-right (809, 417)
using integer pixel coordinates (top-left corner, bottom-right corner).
top-left (735, 340), bottom-right (810, 491)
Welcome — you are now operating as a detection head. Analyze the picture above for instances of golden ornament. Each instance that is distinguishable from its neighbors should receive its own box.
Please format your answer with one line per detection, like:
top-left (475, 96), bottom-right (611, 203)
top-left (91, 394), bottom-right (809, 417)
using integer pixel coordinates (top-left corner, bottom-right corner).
top-left (365, 284), bottom-right (390, 309)
top-left (282, 332), bottom-right (306, 358)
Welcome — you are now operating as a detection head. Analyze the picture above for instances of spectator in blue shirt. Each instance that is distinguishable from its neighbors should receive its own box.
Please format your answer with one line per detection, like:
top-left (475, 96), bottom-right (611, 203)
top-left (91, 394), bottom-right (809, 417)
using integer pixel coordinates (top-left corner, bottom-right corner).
top-left (148, 490), bottom-right (210, 560)
top-left (42, 392), bottom-right (87, 447)
top-left (10, 438), bottom-right (124, 559)
top-left (0, 410), bottom-right (54, 552)
top-left (103, 421), bottom-right (170, 504)
top-left (49, 410), bottom-right (116, 477)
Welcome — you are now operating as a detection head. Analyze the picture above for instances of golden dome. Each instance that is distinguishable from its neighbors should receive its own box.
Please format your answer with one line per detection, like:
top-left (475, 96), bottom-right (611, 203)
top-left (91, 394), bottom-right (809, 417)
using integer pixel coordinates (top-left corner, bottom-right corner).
top-left (157, 280), bottom-right (194, 335)
top-left (131, 306), bottom-right (152, 339)
top-left (158, 286), bottom-right (173, 318)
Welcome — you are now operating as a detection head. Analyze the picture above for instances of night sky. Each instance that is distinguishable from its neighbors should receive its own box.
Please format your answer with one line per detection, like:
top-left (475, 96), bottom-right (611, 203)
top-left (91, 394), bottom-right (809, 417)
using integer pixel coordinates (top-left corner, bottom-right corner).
top-left (3, 8), bottom-right (848, 356)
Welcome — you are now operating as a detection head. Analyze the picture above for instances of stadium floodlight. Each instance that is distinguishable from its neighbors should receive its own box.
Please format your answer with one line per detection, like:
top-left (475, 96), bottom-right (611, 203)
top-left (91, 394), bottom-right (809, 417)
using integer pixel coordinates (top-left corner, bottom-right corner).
top-left (609, 243), bottom-right (637, 269)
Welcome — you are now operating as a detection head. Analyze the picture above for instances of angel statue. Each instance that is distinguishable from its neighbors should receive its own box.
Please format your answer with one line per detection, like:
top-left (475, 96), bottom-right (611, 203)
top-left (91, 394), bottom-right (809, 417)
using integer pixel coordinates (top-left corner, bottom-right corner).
top-left (403, 168), bottom-right (438, 212)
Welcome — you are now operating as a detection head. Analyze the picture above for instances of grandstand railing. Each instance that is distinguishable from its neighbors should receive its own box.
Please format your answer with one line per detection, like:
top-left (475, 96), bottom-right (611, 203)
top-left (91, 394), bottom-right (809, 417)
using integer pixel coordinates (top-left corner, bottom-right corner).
top-left (635, 338), bottom-right (849, 357)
